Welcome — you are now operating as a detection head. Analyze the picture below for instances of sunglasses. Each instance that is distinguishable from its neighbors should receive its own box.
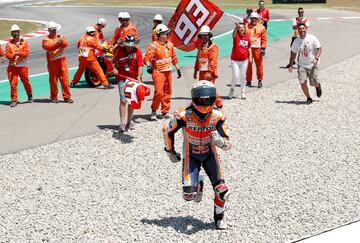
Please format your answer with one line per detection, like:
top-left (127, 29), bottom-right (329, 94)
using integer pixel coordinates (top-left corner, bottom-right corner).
top-left (298, 11), bottom-right (304, 13)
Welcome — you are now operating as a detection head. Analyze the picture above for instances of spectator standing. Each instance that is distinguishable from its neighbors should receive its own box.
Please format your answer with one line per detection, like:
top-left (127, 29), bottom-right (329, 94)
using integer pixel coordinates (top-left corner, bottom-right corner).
top-left (229, 22), bottom-right (252, 99)
top-left (256, 0), bottom-right (270, 30)
top-left (287, 7), bottom-right (310, 67)
top-left (243, 7), bottom-right (253, 25)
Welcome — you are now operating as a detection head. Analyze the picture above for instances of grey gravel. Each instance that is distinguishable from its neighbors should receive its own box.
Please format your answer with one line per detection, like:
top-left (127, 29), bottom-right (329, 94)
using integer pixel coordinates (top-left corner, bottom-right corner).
top-left (0, 54), bottom-right (359, 242)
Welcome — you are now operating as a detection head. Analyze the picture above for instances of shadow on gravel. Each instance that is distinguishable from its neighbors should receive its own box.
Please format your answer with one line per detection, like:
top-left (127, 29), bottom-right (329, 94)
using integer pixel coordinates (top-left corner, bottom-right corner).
top-left (112, 132), bottom-right (134, 143)
top-left (275, 100), bottom-right (318, 105)
top-left (97, 125), bottom-right (134, 143)
top-left (141, 216), bottom-right (213, 235)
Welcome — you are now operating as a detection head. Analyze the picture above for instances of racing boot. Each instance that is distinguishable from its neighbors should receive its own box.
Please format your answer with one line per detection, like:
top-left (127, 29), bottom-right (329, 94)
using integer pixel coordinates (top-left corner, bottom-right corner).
top-left (214, 182), bottom-right (230, 230)
top-left (214, 206), bottom-right (227, 230)
top-left (194, 175), bottom-right (204, 203)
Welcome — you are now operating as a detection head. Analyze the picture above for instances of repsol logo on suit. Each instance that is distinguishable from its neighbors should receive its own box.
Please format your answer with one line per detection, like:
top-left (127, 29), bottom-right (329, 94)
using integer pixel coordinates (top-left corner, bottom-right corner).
top-left (187, 125), bottom-right (216, 131)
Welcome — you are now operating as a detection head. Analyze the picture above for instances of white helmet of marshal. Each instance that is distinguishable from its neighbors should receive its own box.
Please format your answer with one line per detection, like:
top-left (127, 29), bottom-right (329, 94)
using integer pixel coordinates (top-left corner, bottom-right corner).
top-left (86, 26), bottom-right (96, 33)
top-left (11, 24), bottom-right (20, 32)
top-left (97, 18), bottom-right (107, 26)
top-left (153, 14), bottom-right (163, 21)
top-left (198, 25), bottom-right (211, 35)
top-left (156, 23), bottom-right (170, 35)
top-left (122, 12), bottom-right (130, 19)
top-left (47, 21), bottom-right (59, 30)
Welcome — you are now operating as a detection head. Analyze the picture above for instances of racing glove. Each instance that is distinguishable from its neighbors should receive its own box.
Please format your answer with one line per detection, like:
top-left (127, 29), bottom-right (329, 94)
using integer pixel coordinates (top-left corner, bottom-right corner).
top-left (261, 48), bottom-right (266, 56)
top-left (147, 65), bottom-right (153, 74)
top-left (211, 131), bottom-right (232, 151)
top-left (164, 148), bottom-right (181, 163)
top-left (211, 131), bottom-right (225, 148)
top-left (176, 69), bottom-right (181, 79)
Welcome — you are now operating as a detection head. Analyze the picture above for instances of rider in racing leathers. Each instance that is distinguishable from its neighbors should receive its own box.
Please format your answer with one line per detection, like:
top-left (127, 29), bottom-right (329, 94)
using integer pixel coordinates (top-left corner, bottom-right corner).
top-left (163, 80), bottom-right (232, 230)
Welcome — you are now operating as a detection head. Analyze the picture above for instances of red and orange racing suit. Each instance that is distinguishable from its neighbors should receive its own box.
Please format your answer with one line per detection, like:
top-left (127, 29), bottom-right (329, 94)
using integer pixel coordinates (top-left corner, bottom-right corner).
top-left (163, 105), bottom-right (231, 212)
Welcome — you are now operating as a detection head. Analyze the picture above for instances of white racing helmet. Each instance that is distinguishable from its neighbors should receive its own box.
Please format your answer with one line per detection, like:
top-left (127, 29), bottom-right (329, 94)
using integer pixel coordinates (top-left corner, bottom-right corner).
top-left (11, 24), bottom-right (20, 32)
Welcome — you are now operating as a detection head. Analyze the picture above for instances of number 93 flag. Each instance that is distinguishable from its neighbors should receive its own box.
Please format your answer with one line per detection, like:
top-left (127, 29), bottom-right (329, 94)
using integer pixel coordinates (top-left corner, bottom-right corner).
top-left (167, 0), bottom-right (224, 52)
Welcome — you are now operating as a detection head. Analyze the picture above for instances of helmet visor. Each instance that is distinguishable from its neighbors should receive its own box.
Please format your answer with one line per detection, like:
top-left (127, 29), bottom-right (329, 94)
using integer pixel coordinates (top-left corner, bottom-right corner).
top-left (192, 86), bottom-right (216, 106)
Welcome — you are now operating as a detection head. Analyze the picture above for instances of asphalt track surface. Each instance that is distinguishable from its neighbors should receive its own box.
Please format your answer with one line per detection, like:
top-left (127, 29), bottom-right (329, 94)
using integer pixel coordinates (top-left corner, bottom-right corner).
top-left (0, 2), bottom-right (360, 155)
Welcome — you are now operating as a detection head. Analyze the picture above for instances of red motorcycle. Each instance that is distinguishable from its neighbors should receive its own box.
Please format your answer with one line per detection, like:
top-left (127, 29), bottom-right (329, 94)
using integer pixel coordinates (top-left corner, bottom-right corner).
top-left (84, 45), bottom-right (115, 87)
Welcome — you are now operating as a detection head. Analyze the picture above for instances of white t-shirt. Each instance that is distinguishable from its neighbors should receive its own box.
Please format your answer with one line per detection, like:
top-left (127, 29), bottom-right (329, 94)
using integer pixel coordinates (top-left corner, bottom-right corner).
top-left (291, 34), bottom-right (321, 68)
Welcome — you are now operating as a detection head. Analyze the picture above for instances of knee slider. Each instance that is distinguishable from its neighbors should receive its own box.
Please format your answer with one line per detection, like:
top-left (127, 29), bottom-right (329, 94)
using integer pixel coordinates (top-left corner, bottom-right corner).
top-left (183, 186), bottom-right (197, 201)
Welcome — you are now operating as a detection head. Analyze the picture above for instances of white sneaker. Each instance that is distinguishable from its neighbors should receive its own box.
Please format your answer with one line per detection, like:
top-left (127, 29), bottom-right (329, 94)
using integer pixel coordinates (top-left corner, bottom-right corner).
top-left (240, 92), bottom-right (246, 100)
top-left (228, 89), bottom-right (234, 99)
top-left (194, 175), bottom-right (204, 203)
top-left (150, 111), bottom-right (158, 121)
